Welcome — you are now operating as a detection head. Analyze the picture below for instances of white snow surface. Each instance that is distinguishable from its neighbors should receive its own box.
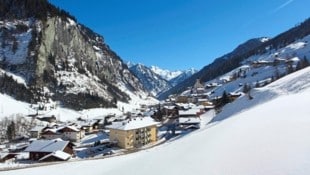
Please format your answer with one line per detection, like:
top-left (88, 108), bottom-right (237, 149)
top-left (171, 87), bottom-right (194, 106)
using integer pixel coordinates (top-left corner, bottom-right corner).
top-left (150, 66), bottom-right (183, 81)
top-left (0, 93), bottom-right (36, 118)
top-left (3, 67), bottom-right (310, 175)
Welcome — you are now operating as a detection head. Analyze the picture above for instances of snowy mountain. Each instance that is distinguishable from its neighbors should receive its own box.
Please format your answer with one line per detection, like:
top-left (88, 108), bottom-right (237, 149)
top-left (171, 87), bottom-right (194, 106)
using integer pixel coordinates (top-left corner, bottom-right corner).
top-left (150, 66), bottom-right (183, 81)
top-left (128, 63), bottom-right (197, 96)
top-left (129, 64), bottom-right (172, 96)
top-left (159, 18), bottom-right (310, 100)
top-left (169, 68), bottom-right (197, 86)
top-left (4, 67), bottom-right (310, 175)
top-left (0, 0), bottom-right (147, 110)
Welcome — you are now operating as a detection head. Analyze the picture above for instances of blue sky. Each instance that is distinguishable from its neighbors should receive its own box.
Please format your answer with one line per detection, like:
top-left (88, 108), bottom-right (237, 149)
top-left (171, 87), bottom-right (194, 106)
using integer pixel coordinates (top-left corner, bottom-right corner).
top-left (49, 0), bottom-right (310, 70)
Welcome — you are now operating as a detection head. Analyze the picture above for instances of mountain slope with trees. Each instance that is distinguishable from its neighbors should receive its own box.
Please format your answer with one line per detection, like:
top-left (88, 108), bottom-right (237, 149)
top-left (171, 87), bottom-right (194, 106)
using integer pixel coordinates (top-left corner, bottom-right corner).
top-left (159, 18), bottom-right (310, 100)
top-left (0, 0), bottom-right (146, 110)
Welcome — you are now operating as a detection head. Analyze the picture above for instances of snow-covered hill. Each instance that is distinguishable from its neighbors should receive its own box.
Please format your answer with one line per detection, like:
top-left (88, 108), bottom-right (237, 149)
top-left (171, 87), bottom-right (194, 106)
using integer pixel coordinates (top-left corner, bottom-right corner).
top-left (4, 67), bottom-right (310, 175)
top-left (192, 34), bottom-right (310, 100)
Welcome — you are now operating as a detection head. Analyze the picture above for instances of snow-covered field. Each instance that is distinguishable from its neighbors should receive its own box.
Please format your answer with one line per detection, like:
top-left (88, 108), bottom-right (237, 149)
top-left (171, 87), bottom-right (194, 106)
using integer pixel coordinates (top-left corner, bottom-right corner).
top-left (0, 81), bottom-right (158, 120)
top-left (2, 68), bottom-right (310, 175)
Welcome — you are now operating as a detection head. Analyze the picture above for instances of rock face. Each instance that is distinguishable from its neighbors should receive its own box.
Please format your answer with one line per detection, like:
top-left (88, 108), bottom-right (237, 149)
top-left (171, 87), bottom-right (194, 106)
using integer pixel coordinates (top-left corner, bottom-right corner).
top-left (0, 0), bottom-right (145, 109)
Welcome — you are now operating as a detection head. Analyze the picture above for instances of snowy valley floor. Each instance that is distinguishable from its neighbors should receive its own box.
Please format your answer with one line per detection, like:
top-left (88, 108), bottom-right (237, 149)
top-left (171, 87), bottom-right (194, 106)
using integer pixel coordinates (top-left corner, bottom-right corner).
top-left (2, 67), bottom-right (310, 175)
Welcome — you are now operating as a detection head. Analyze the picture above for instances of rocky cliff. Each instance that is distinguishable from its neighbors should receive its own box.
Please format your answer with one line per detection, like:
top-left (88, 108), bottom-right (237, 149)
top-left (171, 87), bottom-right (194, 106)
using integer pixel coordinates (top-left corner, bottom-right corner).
top-left (0, 0), bottom-right (145, 109)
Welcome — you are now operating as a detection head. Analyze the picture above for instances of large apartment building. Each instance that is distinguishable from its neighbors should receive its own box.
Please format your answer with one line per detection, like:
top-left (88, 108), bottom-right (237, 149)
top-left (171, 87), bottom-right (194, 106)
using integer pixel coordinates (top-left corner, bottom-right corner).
top-left (107, 117), bottom-right (158, 149)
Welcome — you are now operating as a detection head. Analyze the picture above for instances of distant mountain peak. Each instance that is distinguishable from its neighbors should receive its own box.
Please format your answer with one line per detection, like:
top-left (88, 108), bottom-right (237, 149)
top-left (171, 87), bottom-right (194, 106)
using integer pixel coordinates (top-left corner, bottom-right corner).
top-left (150, 66), bottom-right (183, 81)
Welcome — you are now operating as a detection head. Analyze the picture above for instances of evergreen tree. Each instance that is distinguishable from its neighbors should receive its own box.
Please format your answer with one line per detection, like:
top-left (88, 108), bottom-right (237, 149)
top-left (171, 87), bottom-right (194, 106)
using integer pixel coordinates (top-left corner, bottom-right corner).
top-left (221, 91), bottom-right (230, 105)
top-left (243, 83), bottom-right (251, 93)
top-left (302, 56), bottom-right (309, 68)
top-left (6, 121), bottom-right (16, 141)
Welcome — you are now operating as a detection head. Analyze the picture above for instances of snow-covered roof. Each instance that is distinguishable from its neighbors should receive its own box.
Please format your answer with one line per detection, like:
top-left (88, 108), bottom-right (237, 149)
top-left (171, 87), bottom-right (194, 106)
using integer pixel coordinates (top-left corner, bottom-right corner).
top-left (106, 117), bottom-right (158, 131)
top-left (25, 139), bottom-right (70, 153)
top-left (164, 106), bottom-right (177, 110)
top-left (39, 150), bottom-right (71, 161)
top-left (30, 126), bottom-right (46, 132)
top-left (178, 109), bottom-right (200, 116)
top-left (197, 98), bottom-right (209, 102)
top-left (178, 117), bottom-right (201, 124)
top-left (42, 128), bottom-right (60, 135)
top-left (58, 125), bottom-right (80, 132)
top-left (289, 57), bottom-right (300, 62)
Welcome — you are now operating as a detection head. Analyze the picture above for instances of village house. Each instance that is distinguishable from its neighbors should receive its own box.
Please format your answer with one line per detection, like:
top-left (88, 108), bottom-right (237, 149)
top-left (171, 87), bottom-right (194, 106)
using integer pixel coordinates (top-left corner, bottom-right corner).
top-left (24, 139), bottom-right (74, 161)
top-left (79, 120), bottom-right (99, 133)
top-left (107, 117), bottom-right (158, 149)
top-left (176, 95), bottom-right (189, 103)
top-left (40, 125), bottom-right (85, 142)
top-left (177, 108), bottom-right (202, 129)
top-left (29, 125), bottom-right (46, 139)
top-left (41, 128), bottom-right (62, 140)
top-left (0, 153), bottom-right (18, 163)
top-left (163, 105), bottom-right (178, 117)
top-left (57, 125), bottom-right (85, 142)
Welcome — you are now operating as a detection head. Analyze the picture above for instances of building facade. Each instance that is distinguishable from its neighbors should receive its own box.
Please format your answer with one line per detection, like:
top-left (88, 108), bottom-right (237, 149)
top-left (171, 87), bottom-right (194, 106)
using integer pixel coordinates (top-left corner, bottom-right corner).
top-left (108, 117), bottom-right (158, 149)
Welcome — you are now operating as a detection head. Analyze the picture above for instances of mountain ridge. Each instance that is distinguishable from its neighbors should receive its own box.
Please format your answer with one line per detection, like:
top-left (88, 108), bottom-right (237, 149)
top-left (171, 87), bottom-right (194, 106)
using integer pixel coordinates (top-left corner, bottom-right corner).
top-left (158, 18), bottom-right (310, 100)
top-left (128, 63), bottom-right (197, 96)
top-left (0, 0), bottom-right (147, 110)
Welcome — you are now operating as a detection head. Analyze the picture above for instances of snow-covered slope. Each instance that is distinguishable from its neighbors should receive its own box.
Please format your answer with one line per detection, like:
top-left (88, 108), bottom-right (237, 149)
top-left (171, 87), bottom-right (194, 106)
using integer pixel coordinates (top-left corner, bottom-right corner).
top-left (4, 67), bottom-right (310, 175)
top-left (198, 34), bottom-right (310, 100)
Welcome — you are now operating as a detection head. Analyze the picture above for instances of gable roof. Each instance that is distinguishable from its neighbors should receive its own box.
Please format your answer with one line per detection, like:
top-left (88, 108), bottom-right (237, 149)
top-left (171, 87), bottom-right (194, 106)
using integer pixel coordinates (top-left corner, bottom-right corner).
top-left (39, 150), bottom-right (71, 161)
top-left (24, 139), bottom-right (70, 153)
top-left (178, 117), bottom-right (201, 124)
top-left (57, 125), bottom-right (80, 132)
top-left (178, 109), bottom-right (200, 116)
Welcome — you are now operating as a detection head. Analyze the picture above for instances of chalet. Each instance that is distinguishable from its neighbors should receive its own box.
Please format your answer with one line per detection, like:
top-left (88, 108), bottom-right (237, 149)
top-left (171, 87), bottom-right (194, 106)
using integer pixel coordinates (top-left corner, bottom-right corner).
top-left (57, 125), bottom-right (85, 142)
top-left (30, 125), bottom-right (46, 139)
top-left (24, 139), bottom-right (74, 161)
top-left (41, 129), bottom-right (62, 140)
top-left (0, 153), bottom-right (18, 163)
top-left (79, 120), bottom-right (99, 133)
top-left (39, 150), bottom-right (71, 162)
top-left (178, 109), bottom-right (201, 129)
top-left (163, 105), bottom-right (178, 117)
top-left (176, 96), bottom-right (189, 103)
top-left (107, 117), bottom-right (158, 149)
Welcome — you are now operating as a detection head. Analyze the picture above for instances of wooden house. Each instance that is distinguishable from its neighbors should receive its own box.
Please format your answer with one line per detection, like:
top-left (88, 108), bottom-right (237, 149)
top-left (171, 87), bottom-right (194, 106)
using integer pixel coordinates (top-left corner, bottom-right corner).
top-left (24, 139), bottom-right (74, 161)
top-left (57, 126), bottom-right (85, 142)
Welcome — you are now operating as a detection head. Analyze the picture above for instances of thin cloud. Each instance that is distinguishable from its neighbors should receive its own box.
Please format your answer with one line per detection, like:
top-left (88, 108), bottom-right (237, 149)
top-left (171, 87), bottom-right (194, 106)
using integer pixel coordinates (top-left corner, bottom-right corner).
top-left (272, 0), bottom-right (295, 13)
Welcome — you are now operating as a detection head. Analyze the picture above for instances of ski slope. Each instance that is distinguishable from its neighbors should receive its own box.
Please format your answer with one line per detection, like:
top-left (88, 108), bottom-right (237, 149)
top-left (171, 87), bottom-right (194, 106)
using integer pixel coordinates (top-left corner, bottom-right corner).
top-left (3, 67), bottom-right (310, 175)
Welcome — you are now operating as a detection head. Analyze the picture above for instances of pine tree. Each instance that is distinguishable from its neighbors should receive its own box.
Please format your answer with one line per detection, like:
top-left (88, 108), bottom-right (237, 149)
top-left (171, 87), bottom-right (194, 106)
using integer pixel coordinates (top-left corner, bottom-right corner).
top-left (6, 121), bottom-right (16, 141)
top-left (302, 56), bottom-right (309, 68)
top-left (221, 91), bottom-right (230, 105)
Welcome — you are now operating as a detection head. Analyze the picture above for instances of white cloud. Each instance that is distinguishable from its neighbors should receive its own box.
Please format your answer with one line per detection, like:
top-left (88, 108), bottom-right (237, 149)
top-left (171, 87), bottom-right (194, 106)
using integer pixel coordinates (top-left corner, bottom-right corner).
top-left (272, 0), bottom-right (295, 13)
